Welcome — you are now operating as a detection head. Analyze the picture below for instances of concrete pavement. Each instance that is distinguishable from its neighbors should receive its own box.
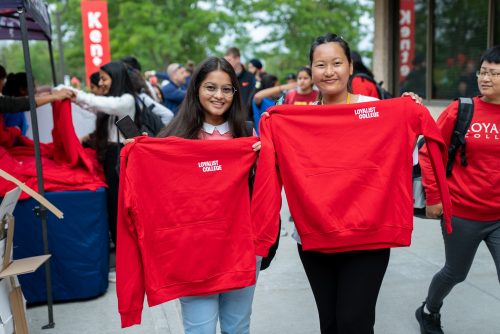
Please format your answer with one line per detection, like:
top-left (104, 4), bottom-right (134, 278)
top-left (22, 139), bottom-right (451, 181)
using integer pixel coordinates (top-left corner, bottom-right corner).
top-left (26, 213), bottom-right (500, 333)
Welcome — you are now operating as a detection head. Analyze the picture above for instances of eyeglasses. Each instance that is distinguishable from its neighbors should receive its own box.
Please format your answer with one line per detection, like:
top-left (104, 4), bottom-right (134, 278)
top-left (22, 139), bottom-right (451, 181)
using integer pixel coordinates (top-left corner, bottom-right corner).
top-left (202, 84), bottom-right (237, 97)
top-left (476, 70), bottom-right (500, 80)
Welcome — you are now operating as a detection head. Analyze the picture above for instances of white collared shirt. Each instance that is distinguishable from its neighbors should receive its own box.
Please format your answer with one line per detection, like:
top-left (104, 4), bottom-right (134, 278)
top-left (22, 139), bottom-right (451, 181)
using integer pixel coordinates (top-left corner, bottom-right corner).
top-left (202, 121), bottom-right (230, 135)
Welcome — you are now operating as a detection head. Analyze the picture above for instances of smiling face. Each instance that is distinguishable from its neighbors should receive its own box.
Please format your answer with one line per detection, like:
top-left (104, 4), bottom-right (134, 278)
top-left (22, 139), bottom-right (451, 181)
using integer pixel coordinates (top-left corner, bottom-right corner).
top-left (98, 70), bottom-right (112, 95)
top-left (311, 42), bottom-right (352, 98)
top-left (477, 61), bottom-right (500, 101)
top-left (199, 70), bottom-right (234, 125)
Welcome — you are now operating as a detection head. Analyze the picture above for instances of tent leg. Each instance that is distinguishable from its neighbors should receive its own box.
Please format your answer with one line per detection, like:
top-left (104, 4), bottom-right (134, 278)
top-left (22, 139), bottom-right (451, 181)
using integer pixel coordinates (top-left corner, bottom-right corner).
top-left (18, 6), bottom-right (55, 330)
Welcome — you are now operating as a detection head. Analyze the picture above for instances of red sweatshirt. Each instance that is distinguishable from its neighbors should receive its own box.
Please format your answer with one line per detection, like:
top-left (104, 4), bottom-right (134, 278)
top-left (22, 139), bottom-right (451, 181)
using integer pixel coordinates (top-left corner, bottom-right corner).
top-left (117, 136), bottom-right (259, 328)
top-left (252, 97), bottom-right (452, 255)
top-left (0, 99), bottom-right (105, 198)
top-left (351, 76), bottom-right (379, 99)
top-left (420, 97), bottom-right (500, 221)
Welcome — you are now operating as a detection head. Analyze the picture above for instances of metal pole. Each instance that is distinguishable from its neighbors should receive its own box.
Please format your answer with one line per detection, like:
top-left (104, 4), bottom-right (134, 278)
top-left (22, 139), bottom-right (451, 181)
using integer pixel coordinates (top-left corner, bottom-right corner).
top-left (17, 6), bottom-right (55, 330)
top-left (48, 41), bottom-right (58, 86)
top-left (55, 11), bottom-right (65, 84)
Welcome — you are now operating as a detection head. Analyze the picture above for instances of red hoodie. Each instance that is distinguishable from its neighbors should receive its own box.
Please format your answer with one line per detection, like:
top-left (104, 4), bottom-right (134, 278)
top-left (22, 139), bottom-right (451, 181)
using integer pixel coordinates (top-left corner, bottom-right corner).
top-left (420, 97), bottom-right (500, 221)
top-left (252, 97), bottom-right (452, 255)
top-left (117, 136), bottom-right (259, 328)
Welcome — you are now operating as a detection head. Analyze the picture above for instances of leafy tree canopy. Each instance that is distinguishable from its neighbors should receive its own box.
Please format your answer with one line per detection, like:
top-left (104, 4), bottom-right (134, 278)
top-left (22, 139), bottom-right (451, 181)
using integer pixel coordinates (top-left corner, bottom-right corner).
top-left (0, 0), bottom-right (371, 86)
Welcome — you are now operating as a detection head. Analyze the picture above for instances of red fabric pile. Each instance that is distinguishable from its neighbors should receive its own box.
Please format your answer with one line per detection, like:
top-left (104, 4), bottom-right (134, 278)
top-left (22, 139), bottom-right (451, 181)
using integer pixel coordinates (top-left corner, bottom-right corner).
top-left (0, 99), bottom-right (106, 198)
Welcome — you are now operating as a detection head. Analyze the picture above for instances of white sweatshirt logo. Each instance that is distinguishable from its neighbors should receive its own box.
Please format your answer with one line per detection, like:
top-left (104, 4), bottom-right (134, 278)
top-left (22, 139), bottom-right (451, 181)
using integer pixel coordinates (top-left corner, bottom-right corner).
top-left (198, 160), bottom-right (223, 173)
top-left (353, 107), bottom-right (379, 120)
top-left (466, 123), bottom-right (499, 140)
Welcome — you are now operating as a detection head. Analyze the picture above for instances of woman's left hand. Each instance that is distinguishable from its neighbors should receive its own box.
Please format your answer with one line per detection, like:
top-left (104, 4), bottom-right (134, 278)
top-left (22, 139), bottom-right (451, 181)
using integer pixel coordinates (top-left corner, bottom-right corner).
top-left (402, 91), bottom-right (423, 105)
top-left (252, 141), bottom-right (262, 152)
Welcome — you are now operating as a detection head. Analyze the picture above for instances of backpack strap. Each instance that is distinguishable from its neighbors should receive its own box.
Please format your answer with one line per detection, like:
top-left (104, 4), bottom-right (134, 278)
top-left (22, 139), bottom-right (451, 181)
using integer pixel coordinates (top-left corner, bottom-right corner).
top-left (446, 97), bottom-right (474, 176)
top-left (245, 120), bottom-right (255, 136)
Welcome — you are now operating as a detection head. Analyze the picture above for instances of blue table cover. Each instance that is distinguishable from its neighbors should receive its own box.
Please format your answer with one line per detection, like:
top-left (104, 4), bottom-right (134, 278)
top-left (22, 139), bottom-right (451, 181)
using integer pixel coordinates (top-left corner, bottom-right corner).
top-left (11, 188), bottom-right (109, 303)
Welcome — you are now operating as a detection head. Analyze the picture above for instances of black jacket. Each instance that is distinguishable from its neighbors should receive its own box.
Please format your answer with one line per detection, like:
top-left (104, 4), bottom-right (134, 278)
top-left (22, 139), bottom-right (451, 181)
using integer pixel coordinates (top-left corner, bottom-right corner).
top-left (237, 70), bottom-right (256, 119)
top-left (0, 96), bottom-right (30, 113)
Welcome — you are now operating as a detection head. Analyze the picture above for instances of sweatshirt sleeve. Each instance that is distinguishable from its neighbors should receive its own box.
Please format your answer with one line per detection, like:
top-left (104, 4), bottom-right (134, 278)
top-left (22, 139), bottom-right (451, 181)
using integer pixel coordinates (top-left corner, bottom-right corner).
top-left (0, 96), bottom-right (30, 113)
top-left (74, 91), bottom-right (136, 118)
top-left (419, 102), bottom-right (458, 205)
top-left (251, 115), bottom-right (282, 256)
top-left (116, 146), bottom-right (145, 328)
top-left (416, 102), bottom-right (453, 233)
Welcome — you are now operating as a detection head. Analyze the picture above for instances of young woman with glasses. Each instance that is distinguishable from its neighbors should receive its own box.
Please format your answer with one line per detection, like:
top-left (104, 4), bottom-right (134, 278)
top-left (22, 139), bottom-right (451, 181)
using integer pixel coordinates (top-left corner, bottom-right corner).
top-left (415, 45), bottom-right (500, 334)
top-left (154, 56), bottom-right (262, 334)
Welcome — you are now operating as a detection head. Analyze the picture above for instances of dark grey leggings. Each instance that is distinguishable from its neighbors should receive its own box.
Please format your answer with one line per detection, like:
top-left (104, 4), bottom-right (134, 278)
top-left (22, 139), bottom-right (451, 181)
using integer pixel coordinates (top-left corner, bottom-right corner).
top-left (425, 216), bottom-right (500, 313)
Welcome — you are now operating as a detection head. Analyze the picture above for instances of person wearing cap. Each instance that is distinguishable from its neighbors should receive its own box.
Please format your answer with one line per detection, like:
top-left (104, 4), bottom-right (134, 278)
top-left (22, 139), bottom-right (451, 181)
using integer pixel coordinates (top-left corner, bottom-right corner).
top-left (248, 58), bottom-right (265, 89)
top-left (161, 63), bottom-right (189, 114)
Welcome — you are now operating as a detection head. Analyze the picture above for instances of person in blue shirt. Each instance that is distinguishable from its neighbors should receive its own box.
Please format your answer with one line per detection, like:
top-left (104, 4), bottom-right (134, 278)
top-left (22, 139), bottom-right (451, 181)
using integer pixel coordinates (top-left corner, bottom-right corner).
top-left (161, 63), bottom-right (189, 114)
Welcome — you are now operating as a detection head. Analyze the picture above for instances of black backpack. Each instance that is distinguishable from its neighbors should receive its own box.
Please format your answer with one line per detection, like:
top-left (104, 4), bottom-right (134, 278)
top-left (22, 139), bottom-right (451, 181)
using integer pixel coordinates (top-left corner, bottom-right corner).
top-left (353, 73), bottom-right (393, 100)
top-left (413, 97), bottom-right (475, 216)
top-left (134, 97), bottom-right (164, 137)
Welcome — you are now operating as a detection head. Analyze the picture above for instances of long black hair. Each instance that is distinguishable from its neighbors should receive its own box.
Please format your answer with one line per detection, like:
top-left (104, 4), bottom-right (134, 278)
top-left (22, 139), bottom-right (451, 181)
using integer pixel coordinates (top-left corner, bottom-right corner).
top-left (94, 61), bottom-right (136, 163)
top-left (351, 51), bottom-right (374, 78)
top-left (158, 57), bottom-right (250, 139)
top-left (3, 72), bottom-right (28, 96)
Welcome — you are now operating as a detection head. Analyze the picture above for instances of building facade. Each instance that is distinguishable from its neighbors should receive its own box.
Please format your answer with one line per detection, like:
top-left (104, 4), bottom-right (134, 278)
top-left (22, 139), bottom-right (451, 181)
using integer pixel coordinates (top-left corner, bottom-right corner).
top-left (374, 0), bottom-right (499, 112)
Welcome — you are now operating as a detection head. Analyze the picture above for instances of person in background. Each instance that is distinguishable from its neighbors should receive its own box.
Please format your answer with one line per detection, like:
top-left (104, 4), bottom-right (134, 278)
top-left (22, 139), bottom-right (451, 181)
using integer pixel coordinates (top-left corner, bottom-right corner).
top-left (252, 74), bottom-right (295, 134)
top-left (161, 63), bottom-right (188, 114)
top-left (285, 73), bottom-right (297, 85)
top-left (248, 58), bottom-right (265, 89)
top-left (2, 72), bottom-right (30, 134)
top-left (0, 65), bottom-right (6, 94)
top-left (224, 47), bottom-right (256, 118)
top-left (350, 51), bottom-right (380, 99)
top-left (127, 66), bottom-right (174, 125)
top-left (57, 61), bottom-right (138, 250)
top-left (415, 45), bottom-right (500, 334)
top-left (400, 53), bottom-right (427, 98)
top-left (283, 67), bottom-right (318, 105)
top-left (183, 60), bottom-right (195, 89)
top-left (122, 56), bottom-right (160, 101)
top-left (0, 90), bottom-right (73, 114)
top-left (89, 72), bottom-right (105, 96)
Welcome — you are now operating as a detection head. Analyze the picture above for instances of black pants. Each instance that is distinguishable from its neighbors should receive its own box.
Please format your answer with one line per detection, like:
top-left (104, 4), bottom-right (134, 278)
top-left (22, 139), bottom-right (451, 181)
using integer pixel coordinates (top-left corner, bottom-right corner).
top-left (298, 244), bottom-right (390, 334)
top-left (103, 143), bottom-right (121, 246)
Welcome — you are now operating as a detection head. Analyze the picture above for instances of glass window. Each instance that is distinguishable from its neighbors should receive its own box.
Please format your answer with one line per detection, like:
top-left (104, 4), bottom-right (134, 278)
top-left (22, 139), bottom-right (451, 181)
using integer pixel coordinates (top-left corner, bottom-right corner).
top-left (398, 0), bottom-right (428, 98)
top-left (432, 0), bottom-right (488, 99)
top-left (495, 1), bottom-right (500, 45)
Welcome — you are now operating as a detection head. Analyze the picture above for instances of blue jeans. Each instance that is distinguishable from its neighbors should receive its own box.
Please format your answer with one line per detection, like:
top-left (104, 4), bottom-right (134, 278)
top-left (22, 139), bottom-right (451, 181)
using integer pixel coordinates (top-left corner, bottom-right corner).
top-left (180, 258), bottom-right (262, 334)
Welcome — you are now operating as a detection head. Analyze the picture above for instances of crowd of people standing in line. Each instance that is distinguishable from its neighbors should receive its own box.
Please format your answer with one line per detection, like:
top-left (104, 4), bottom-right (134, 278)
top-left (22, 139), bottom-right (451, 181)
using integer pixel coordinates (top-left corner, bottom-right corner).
top-left (1, 32), bottom-right (498, 334)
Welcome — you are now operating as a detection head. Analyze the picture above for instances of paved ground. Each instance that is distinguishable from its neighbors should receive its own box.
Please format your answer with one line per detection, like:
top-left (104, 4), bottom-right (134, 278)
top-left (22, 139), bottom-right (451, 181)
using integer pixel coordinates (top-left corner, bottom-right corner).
top-left (26, 211), bottom-right (500, 334)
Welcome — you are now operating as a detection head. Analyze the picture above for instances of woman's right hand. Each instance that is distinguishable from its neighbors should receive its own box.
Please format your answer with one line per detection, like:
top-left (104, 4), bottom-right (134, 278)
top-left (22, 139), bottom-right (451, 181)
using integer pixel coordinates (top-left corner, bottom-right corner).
top-left (425, 203), bottom-right (443, 219)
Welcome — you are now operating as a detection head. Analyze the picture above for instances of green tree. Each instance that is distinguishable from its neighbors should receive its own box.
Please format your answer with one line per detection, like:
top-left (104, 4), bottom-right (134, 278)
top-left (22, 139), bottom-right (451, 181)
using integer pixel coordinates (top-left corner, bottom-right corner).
top-left (0, 1), bottom-right (371, 86)
top-left (247, 0), bottom-right (370, 81)
top-left (0, 41), bottom-right (56, 86)
top-left (47, 0), bottom-right (250, 84)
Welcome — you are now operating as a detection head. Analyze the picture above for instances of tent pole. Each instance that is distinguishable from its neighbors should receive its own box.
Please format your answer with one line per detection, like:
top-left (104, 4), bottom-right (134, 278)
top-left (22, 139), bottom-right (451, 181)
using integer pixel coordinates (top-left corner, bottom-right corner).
top-left (48, 41), bottom-right (58, 86)
top-left (17, 6), bottom-right (56, 330)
